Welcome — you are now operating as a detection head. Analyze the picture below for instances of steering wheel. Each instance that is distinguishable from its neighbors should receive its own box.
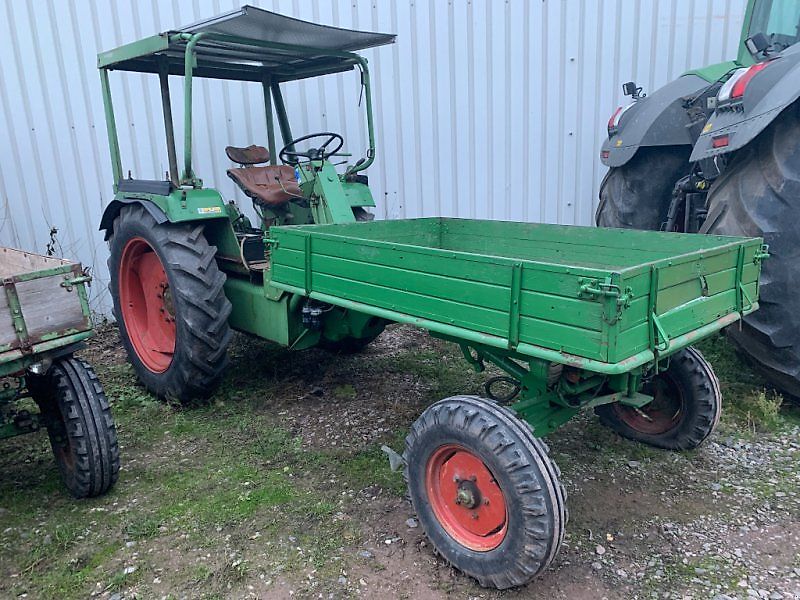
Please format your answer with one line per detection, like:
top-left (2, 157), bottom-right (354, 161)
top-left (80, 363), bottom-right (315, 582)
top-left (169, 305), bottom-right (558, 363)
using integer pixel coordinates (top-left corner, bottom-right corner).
top-left (279, 132), bottom-right (344, 165)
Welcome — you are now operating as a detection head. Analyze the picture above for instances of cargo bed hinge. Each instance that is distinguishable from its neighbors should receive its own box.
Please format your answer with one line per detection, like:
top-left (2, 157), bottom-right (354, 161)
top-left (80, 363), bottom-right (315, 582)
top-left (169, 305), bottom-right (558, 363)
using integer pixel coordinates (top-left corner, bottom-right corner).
top-left (578, 277), bottom-right (633, 324)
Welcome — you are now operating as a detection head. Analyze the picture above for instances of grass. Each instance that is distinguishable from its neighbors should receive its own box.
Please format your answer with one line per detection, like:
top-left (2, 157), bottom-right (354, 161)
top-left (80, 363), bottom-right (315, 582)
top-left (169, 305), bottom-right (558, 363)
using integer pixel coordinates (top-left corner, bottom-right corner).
top-left (695, 333), bottom-right (790, 433)
top-left (1, 327), bottom-right (798, 598)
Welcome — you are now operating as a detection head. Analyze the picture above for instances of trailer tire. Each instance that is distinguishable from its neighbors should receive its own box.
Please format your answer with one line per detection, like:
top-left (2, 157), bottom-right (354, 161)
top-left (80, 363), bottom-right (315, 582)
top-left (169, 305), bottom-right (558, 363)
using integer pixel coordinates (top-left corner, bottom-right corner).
top-left (595, 146), bottom-right (691, 230)
top-left (595, 347), bottom-right (721, 450)
top-left (403, 396), bottom-right (566, 589)
top-left (29, 357), bottom-right (120, 498)
top-left (108, 205), bottom-right (232, 402)
top-left (699, 104), bottom-right (800, 399)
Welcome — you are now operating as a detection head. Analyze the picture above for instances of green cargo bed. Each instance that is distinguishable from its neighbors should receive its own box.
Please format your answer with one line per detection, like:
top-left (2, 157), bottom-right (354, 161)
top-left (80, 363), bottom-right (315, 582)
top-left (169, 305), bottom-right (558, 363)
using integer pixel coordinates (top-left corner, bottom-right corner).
top-left (269, 218), bottom-right (765, 373)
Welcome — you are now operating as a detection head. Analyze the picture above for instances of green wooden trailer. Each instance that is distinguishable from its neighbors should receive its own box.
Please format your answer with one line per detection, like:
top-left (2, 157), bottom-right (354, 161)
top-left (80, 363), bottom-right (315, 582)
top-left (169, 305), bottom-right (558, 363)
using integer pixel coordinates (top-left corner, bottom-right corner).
top-left (0, 248), bottom-right (119, 498)
top-left (96, 6), bottom-right (766, 589)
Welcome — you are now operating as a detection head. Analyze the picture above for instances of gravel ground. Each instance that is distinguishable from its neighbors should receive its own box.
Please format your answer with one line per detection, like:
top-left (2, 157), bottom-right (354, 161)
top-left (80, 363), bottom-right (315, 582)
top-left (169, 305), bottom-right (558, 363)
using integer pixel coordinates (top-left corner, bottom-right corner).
top-left (0, 324), bottom-right (798, 599)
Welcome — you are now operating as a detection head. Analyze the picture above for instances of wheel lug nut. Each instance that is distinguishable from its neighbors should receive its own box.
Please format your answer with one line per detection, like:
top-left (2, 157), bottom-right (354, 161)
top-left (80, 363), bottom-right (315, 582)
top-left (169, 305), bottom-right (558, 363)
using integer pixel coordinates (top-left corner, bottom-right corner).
top-left (483, 498), bottom-right (490, 506)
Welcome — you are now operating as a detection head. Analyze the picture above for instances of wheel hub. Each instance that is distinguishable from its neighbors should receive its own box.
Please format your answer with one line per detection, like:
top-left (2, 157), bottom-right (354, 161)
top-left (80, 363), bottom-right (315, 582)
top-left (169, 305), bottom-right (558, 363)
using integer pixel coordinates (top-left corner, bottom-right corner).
top-left (118, 237), bottom-right (176, 373)
top-left (425, 444), bottom-right (507, 551)
top-left (615, 373), bottom-right (684, 435)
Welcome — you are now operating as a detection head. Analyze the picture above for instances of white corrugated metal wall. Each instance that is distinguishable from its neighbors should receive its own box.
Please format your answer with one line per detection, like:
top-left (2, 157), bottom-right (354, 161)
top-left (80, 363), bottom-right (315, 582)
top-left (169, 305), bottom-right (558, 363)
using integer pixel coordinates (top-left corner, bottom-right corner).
top-left (0, 0), bottom-right (746, 313)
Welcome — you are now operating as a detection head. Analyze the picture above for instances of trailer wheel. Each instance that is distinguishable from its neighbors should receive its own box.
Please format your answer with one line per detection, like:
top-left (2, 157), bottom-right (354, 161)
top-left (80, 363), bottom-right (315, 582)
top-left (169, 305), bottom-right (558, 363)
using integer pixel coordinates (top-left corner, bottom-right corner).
top-left (108, 205), bottom-right (232, 402)
top-left (29, 357), bottom-right (120, 498)
top-left (595, 146), bottom-right (690, 230)
top-left (596, 347), bottom-right (721, 450)
top-left (403, 396), bottom-right (566, 589)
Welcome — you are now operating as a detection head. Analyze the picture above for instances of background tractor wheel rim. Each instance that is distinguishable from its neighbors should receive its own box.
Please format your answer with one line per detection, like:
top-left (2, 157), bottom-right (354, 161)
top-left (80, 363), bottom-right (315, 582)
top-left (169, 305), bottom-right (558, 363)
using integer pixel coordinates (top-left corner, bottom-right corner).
top-left (425, 444), bottom-right (507, 551)
top-left (119, 237), bottom-right (176, 373)
top-left (614, 373), bottom-right (684, 435)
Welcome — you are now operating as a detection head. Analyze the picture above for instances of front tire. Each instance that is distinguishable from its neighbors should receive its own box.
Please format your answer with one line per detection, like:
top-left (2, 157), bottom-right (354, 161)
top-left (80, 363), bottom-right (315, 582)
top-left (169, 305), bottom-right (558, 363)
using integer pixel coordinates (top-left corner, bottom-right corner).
top-left (29, 357), bottom-right (120, 498)
top-left (595, 146), bottom-right (690, 230)
top-left (700, 103), bottom-right (800, 399)
top-left (595, 347), bottom-right (721, 450)
top-left (403, 396), bottom-right (566, 589)
top-left (108, 205), bottom-right (232, 402)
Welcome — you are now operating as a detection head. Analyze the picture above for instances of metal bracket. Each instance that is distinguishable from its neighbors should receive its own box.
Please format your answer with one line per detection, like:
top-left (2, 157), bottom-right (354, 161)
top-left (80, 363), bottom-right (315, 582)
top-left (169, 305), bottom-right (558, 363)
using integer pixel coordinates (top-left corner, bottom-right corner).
top-left (651, 312), bottom-right (670, 352)
top-left (579, 277), bottom-right (633, 324)
top-left (61, 274), bottom-right (92, 292)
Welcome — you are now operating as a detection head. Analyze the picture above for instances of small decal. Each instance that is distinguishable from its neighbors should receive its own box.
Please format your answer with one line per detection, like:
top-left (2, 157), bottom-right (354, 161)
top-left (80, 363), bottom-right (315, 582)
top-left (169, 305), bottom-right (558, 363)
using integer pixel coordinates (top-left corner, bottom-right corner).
top-left (295, 166), bottom-right (302, 183)
top-left (615, 139), bottom-right (623, 147)
top-left (702, 122), bottom-right (713, 133)
top-left (197, 206), bottom-right (222, 214)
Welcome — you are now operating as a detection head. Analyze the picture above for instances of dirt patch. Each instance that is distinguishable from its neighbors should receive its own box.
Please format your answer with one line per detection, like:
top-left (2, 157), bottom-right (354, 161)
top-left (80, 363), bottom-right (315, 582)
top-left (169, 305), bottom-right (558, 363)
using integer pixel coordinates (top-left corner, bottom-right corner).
top-left (2, 325), bottom-right (799, 599)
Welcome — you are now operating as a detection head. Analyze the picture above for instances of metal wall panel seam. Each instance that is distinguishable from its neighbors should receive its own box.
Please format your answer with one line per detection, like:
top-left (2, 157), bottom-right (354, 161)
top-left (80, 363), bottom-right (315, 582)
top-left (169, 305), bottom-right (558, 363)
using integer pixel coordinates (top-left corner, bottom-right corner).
top-left (42, 0), bottom-right (98, 256)
top-left (389, 0), bottom-right (407, 219)
top-left (4, 1), bottom-right (52, 249)
top-left (537, 0), bottom-right (548, 223)
top-left (428, 0), bottom-right (442, 216)
top-left (0, 41), bottom-right (38, 249)
top-left (446, 0), bottom-right (459, 218)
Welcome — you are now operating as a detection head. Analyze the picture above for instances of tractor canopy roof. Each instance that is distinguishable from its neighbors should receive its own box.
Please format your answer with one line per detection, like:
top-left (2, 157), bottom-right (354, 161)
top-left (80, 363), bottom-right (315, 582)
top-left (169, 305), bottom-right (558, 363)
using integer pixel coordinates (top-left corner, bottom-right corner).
top-left (97, 5), bottom-right (396, 82)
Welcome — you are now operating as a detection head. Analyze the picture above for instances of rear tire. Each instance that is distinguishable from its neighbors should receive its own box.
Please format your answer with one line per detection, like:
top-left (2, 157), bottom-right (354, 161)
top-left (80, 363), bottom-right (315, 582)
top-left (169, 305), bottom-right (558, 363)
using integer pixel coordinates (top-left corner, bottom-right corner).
top-left (595, 146), bottom-right (691, 230)
top-left (403, 396), bottom-right (566, 589)
top-left (595, 347), bottom-right (721, 450)
top-left (30, 357), bottom-right (120, 498)
top-left (700, 104), bottom-right (800, 399)
top-left (108, 205), bottom-right (232, 402)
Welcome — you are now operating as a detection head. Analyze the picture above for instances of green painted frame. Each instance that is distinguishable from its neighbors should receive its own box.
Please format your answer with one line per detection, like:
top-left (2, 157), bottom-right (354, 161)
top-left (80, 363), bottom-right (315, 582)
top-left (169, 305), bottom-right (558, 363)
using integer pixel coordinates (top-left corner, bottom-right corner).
top-left (99, 32), bottom-right (376, 190)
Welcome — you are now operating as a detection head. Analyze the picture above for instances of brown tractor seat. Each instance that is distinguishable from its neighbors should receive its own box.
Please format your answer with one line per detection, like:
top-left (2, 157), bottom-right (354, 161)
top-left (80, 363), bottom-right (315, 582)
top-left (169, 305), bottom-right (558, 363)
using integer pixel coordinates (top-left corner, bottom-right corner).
top-left (225, 145), bottom-right (302, 207)
top-left (225, 144), bottom-right (270, 165)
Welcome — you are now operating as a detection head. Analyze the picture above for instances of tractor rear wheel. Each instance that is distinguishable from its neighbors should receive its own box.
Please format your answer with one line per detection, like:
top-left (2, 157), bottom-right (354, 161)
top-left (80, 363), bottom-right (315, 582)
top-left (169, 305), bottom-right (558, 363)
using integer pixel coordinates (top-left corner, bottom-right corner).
top-left (595, 146), bottom-right (691, 230)
top-left (108, 205), bottom-right (232, 402)
top-left (700, 104), bottom-right (800, 399)
top-left (595, 347), bottom-right (721, 450)
top-left (403, 396), bottom-right (566, 589)
top-left (29, 357), bottom-right (120, 498)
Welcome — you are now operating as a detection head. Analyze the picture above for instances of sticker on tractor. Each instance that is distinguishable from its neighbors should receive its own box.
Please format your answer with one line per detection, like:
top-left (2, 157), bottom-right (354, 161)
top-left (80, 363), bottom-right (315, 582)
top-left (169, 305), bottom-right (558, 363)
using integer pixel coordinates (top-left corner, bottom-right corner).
top-left (295, 167), bottom-right (302, 183)
top-left (197, 206), bottom-right (223, 214)
top-left (703, 122), bottom-right (713, 133)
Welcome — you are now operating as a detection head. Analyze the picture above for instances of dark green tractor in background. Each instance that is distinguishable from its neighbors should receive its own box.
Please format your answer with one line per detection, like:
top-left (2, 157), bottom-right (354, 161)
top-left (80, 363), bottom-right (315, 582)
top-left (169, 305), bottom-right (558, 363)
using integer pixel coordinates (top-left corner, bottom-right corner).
top-left (596, 0), bottom-right (800, 397)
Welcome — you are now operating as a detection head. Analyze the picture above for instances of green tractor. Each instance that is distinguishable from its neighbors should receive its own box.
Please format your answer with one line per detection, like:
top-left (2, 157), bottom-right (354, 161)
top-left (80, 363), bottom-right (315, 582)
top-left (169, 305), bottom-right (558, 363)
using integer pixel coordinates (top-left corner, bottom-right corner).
top-left (98, 7), bottom-right (393, 402)
top-left (97, 6), bottom-right (766, 590)
top-left (597, 0), bottom-right (800, 397)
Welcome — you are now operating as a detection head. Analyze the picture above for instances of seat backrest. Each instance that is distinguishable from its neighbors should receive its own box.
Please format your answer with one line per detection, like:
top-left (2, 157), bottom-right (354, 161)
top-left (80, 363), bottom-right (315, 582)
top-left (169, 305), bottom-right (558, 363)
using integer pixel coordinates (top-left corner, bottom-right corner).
top-left (225, 144), bottom-right (270, 166)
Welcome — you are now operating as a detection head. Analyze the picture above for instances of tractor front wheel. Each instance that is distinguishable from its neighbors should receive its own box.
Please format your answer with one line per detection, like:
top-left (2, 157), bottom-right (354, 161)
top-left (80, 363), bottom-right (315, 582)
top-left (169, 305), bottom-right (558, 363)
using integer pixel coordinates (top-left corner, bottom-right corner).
top-left (403, 396), bottom-right (566, 589)
top-left (108, 205), bottom-right (232, 402)
top-left (29, 357), bottom-right (120, 498)
top-left (595, 347), bottom-right (721, 450)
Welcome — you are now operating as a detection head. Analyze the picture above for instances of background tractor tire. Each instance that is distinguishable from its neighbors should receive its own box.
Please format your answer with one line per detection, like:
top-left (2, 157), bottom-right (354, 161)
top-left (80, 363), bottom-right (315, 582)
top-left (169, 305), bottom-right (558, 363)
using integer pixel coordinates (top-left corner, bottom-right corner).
top-left (108, 205), bottom-right (232, 403)
top-left (595, 146), bottom-right (691, 230)
top-left (595, 347), bottom-right (721, 450)
top-left (29, 357), bottom-right (120, 498)
top-left (403, 396), bottom-right (566, 589)
top-left (700, 104), bottom-right (800, 399)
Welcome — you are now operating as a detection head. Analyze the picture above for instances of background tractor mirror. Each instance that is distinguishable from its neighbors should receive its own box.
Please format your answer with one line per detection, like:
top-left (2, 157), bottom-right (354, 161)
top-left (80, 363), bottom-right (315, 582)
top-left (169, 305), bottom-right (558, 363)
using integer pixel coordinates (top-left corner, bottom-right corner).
top-left (745, 32), bottom-right (769, 56)
top-left (622, 81), bottom-right (645, 100)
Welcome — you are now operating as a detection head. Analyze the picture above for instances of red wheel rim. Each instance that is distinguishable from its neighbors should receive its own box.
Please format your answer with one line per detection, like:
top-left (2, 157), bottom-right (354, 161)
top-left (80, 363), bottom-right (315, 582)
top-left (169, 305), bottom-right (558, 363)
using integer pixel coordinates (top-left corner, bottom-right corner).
top-left (119, 237), bottom-right (176, 373)
top-left (613, 374), bottom-right (684, 435)
top-left (425, 444), bottom-right (508, 551)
